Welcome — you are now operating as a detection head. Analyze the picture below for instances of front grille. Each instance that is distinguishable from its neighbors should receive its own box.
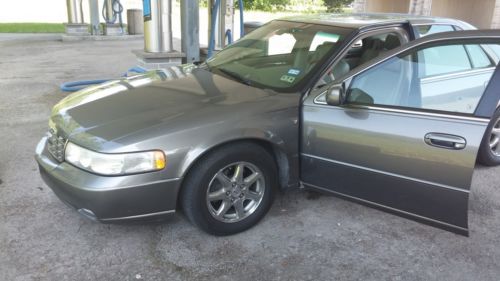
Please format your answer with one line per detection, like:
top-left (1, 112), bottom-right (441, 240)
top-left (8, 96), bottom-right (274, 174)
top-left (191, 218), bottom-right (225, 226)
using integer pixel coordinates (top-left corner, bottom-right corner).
top-left (47, 129), bottom-right (67, 162)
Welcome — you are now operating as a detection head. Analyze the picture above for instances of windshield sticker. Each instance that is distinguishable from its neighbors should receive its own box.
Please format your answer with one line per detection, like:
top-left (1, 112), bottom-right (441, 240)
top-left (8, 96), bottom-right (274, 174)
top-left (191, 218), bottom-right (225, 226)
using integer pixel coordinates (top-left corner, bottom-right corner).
top-left (288, 69), bottom-right (301, 76)
top-left (280, 75), bottom-right (296, 83)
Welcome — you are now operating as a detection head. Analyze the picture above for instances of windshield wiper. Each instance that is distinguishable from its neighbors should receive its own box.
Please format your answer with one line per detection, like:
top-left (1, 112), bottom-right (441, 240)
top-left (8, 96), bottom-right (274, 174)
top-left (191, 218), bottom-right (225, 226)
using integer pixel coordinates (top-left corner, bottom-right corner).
top-left (216, 68), bottom-right (252, 86)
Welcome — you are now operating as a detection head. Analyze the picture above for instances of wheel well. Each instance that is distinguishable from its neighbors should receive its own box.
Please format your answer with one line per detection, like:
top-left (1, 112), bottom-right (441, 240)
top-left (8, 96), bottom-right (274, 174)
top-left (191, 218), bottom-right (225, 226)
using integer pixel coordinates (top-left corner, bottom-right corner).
top-left (177, 139), bottom-right (291, 209)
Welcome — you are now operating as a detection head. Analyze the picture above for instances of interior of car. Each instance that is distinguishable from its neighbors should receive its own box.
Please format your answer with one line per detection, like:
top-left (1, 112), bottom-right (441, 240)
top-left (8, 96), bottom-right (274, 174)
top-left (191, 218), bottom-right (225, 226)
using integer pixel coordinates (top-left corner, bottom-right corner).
top-left (315, 32), bottom-right (403, 87)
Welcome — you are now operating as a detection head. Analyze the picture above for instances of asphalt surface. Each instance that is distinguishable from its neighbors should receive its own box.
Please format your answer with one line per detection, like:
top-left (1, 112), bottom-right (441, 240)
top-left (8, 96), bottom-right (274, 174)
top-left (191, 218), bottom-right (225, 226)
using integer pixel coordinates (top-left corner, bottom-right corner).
top-left (1, 36), bottom-right (500, 281)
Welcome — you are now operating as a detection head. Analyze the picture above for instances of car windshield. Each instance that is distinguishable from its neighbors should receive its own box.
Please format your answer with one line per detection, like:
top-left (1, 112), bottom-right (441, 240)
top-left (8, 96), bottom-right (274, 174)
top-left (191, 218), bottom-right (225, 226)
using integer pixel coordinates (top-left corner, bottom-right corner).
top-left (205, 20), bottom-right (353, 93)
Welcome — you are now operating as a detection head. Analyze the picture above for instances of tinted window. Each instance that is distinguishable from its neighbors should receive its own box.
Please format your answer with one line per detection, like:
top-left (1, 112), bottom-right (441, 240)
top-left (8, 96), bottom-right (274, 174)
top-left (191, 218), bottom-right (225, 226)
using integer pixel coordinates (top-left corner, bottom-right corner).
top-left (315, 31), bottom-right (404, 88)
top-left (465, 45), bottom-right (494, 69)
top-left (488, 44), bottom-right (500, 60)
top-left (347, 44), bottom-right (495, 114)
top-left (420, 45), bottom-right (471, 77)
top-left (416, 25), bottom-right (455, 37)
top-left (206, 21), bottom-right (353, 93)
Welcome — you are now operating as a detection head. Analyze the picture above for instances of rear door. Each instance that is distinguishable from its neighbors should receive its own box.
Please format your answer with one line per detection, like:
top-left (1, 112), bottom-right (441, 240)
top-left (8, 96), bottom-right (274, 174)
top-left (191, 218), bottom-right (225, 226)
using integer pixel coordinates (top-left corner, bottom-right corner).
top-left (301, 30), bottom-right (500, 235)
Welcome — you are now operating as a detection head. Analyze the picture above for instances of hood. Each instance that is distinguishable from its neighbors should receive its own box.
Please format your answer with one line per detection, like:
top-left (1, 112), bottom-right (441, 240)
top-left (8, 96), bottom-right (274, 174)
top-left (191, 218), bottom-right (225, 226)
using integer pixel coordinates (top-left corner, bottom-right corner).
top-left (51, 68), bottom-right (294, 151)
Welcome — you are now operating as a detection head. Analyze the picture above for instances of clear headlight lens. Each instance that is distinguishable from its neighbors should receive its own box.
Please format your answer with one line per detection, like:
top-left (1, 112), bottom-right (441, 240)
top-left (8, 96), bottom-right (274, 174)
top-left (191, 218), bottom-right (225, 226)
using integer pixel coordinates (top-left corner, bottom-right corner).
top-left (65, 142), bottom-right (166, 175)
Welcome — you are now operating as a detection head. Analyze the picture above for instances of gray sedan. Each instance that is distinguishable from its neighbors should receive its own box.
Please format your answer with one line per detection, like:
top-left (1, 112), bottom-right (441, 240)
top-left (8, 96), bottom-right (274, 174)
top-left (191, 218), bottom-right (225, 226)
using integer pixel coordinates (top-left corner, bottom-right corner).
top-left (36, 14), bottom-right (500, 236)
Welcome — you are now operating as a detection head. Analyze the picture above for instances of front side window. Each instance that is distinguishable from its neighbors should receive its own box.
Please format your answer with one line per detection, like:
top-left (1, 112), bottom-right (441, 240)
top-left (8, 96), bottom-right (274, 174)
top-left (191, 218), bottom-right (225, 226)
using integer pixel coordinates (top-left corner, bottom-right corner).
top-left (347, 43), bottom-right (497, 114)
top-left (206, 21), bottom-right (353, 93)
top-left (315, 30), bottom-right (406, 88)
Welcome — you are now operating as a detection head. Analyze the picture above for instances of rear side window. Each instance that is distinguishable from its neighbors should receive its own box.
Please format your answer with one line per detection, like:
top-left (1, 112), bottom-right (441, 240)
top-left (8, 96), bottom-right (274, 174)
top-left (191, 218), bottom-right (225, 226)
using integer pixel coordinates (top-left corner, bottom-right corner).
top-left (420, 45), bottom-right (471, 77)
top-left (465, 45), bottom-right (494, 69)
top-left (416, 25), bottom-right (455, 37)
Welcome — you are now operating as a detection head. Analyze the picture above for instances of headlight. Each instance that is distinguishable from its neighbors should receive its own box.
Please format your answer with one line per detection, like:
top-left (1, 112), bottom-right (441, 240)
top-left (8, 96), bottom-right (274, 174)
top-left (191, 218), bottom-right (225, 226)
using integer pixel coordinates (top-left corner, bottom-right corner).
top-left (64, 142), bottom-right (166, 175)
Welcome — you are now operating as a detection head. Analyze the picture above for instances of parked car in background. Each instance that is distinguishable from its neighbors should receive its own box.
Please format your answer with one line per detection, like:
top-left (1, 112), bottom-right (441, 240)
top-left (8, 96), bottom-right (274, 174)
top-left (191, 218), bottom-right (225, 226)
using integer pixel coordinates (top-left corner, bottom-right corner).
top-left (36, 14), bottom-right (500, 236)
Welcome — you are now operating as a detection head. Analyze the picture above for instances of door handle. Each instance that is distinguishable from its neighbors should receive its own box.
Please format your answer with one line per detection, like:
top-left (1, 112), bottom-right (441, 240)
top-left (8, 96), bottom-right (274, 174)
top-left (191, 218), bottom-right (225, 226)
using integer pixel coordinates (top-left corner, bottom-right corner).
top-left (424, 133), bottom-right (467, 150)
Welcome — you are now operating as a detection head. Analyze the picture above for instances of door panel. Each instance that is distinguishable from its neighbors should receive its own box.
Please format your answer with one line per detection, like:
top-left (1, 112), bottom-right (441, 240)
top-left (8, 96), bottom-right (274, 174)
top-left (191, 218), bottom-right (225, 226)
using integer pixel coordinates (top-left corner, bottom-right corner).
top-left (301, 105), bottom-right (488, 233)
top-left (302, 106), bottom-right (486, 189)
top-left (301, 31), bottom-right (500, 235)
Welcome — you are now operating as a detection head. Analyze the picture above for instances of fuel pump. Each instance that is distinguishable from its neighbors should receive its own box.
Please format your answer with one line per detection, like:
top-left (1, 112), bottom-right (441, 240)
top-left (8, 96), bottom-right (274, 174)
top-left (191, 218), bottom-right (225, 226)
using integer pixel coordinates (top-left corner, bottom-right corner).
top-left (207, 0), bottom-right (245, 58)
top-left (208, 0), bottom-right (234, 52)
top-left (65, 0), bottom-right (90, 35)
top-left (102, 0), bottom-right (125, 35)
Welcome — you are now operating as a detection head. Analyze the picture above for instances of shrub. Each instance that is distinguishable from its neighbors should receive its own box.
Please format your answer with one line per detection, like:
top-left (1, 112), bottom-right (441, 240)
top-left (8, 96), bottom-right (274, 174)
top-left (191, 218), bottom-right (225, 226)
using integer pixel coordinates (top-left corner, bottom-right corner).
top-left (322, 0), bottom-right (354, 12)
top-left (244, 0), bottom-right (290, 11)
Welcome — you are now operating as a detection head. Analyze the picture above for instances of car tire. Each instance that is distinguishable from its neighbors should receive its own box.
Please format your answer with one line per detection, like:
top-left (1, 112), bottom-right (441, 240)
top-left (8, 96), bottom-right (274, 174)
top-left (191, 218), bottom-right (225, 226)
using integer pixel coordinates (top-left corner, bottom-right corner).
top-left (478, 108), bottom-right (500, 166)
top-left (180, 142), bottom-right (278, 236)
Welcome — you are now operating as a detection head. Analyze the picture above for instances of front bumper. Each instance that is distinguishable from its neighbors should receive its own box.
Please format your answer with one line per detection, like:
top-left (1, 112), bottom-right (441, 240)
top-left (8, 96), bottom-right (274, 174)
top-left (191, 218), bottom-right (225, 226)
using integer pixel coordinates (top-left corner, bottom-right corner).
top-left (35, 137), bottom-right (181, 222)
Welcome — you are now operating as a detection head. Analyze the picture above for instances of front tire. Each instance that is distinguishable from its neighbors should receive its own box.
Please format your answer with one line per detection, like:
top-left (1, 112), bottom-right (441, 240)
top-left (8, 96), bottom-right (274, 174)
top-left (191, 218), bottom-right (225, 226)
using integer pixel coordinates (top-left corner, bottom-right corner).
top-left (180, 142), bottom-right (277, 235)
top-left (478, 108), bottom-right (500, 166)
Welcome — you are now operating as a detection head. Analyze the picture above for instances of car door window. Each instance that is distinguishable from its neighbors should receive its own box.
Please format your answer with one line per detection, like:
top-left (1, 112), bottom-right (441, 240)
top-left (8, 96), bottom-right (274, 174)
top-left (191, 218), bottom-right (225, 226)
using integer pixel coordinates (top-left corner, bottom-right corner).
top-left (421, 45), bottom-right (471, 77)
top-left (416, 25), bottom-right (455, 37)
top-left (347, 43), bottom-right (496, 114)
top-left (315, 30), bottom-right (406, 88)
top-left (465, 44), bottom-right (494, 69)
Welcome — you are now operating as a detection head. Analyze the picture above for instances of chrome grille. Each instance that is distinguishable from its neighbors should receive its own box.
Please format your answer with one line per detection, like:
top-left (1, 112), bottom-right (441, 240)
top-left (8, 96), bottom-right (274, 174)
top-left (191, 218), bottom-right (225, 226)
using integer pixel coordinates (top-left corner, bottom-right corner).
top-left (47, 129), bottom-right (67, 162)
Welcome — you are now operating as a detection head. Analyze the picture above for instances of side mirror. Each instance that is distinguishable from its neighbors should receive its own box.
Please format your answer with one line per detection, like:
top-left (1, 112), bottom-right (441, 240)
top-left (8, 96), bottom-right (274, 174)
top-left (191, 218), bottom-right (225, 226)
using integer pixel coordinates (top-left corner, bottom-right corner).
top-left (325, 84), bottom-right (345, 106)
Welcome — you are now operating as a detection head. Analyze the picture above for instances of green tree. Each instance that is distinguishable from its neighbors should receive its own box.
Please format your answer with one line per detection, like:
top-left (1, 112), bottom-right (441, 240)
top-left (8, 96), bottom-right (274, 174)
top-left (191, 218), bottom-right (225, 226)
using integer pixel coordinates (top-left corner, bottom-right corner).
top-left (322, 0), bottom-right (354, 12)
top-left (244, 0), bottom-right (290, 11)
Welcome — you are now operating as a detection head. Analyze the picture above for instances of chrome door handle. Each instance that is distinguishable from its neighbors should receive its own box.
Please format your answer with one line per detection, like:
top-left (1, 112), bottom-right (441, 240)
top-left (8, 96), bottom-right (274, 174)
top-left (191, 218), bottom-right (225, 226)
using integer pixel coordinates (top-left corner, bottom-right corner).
top-left (424, 133), bottom-right (467, 150)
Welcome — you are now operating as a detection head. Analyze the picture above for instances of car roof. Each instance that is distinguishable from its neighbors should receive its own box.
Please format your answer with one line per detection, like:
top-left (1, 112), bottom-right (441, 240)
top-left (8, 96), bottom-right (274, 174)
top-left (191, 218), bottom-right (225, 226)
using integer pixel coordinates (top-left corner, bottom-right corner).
top-left (279, 13), bottom-right (469, 29)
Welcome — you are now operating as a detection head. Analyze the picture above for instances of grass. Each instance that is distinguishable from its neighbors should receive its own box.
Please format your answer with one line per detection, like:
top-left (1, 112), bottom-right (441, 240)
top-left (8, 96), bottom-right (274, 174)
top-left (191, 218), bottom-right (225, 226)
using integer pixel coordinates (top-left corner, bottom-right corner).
top-left (0, 23), bottom-right (65, 33)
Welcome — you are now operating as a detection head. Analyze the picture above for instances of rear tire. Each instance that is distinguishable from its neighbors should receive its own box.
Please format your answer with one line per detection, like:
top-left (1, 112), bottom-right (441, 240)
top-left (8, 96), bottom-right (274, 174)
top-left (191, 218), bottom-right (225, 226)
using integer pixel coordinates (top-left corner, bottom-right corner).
top-left (478, 108), bottom-right (500, 166)
top-left (180, 142), bottom-right (277, 235)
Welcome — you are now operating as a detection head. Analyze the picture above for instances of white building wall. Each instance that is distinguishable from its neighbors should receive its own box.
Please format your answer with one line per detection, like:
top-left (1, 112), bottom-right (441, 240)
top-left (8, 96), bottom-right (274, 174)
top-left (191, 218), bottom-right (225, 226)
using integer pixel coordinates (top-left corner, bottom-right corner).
top-left (492, 1), bottom-right (500, 28)
top-left (409, 0), bottom-right (432, 16)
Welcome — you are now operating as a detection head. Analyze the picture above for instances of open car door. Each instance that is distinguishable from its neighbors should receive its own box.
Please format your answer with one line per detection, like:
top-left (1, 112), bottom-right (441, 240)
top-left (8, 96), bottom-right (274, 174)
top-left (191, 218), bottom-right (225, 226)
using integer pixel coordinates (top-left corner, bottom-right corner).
top-left (301, 30), bottom-right (500, 235)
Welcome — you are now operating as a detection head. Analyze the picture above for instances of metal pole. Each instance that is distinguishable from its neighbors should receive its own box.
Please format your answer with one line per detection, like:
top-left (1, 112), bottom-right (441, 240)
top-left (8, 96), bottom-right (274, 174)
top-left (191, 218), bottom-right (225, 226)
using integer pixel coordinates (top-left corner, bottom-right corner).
top-left (222, 0), bottom-right (234, 47)
top-left (181, 0), bottom-right (200, 63)
top-left (105, 0), bottom-right (114, 22)
top-left (89, 0), bottom-right (100, 35)
top-left (161, 0), bottom-right (174, 52)
top-left (66, 0), bottom-right (84, 23)
top-left (207, 0), bottom-right (222, 50)
top-left (144, 0), bottom-right (173, 53)
top-left (208, 0), bottom-right (234, 50)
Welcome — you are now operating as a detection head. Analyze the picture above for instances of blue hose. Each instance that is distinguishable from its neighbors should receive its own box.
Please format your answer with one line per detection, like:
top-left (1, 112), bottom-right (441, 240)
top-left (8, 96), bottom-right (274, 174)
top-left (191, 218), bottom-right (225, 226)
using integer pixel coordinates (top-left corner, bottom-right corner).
top-left (208, 0), bottom-right (245, 58)
top-left (60, 79), bottom-right (110, 92)
top-left (60, 66), bottom-right (147, 92)
top-left (208, 0), bottom-right (221, 58)
top-left (102, 0), bottom-right (123, 24)
top-left (225, 29), bottom-right (233, 45)
top-left (102, 0), bottom-right (124, 34)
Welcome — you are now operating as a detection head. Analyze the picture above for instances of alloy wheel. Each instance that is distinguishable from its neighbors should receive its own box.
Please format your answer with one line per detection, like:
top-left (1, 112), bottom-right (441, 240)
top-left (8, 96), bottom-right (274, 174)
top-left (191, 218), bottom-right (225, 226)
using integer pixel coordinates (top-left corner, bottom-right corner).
top-left (206, 162), bottom-right (265, 223)
top-left (490, 116), bottom-right (500, 156)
